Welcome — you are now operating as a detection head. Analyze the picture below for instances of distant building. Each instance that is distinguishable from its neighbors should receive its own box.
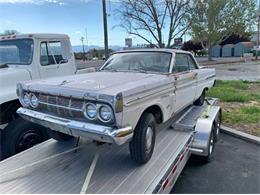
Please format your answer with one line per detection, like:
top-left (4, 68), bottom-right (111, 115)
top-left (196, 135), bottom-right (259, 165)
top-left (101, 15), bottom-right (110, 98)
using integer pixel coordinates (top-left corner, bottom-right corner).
top-left (211, 45), bottom-right (222, 57)
top-left (234, 42), bottom-right (254, 57)
top-left (222, 44), bottom-right (235, 57)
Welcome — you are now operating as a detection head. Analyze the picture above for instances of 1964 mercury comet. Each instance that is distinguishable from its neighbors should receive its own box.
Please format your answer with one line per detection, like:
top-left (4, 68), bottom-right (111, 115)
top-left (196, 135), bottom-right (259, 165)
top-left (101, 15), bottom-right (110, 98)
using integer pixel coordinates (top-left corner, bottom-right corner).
top-left (17, 49), bottom-right (216, 164)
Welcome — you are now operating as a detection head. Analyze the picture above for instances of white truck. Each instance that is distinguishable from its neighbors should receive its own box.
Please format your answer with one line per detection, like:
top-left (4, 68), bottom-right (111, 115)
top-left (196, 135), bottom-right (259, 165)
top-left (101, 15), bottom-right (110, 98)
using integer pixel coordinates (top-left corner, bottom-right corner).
top-left (0, 33), bottom-right (92, 159)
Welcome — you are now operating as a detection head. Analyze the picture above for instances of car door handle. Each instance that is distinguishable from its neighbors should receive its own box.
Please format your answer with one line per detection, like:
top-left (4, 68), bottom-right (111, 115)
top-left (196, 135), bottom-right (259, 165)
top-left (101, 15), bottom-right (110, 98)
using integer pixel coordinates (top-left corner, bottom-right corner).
top-left (193, 72), bottom-right (198, 78)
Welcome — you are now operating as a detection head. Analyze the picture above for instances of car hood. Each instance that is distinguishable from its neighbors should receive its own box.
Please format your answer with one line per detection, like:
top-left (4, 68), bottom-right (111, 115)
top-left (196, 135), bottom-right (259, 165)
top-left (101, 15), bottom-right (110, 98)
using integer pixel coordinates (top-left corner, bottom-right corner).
top-left (22, 71), bottom-right (172, 98)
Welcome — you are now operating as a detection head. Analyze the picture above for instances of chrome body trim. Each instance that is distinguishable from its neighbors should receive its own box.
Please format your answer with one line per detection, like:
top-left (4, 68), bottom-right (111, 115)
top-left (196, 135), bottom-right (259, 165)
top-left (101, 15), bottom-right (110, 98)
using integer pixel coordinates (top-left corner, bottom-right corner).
top-left (17, 107), bottom-right (133, 145)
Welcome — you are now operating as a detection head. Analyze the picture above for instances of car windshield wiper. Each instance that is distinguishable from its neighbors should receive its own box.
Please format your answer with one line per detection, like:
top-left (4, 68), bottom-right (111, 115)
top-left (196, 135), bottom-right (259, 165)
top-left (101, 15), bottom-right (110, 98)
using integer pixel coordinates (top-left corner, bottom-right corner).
top-left (101, 67), bottom-right (118, 72)
top-left (130, 68), bottom-right (147, 73)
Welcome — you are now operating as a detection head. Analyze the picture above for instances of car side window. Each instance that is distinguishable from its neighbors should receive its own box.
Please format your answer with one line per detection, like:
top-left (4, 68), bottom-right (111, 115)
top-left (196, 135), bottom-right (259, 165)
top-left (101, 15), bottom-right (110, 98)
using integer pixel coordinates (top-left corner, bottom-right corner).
top-left (174, 54), bottom-right (189, 73)
top-left (187, 55), bottom-right (198, 70)
top-left (40, 41), bottom-right (67, 66)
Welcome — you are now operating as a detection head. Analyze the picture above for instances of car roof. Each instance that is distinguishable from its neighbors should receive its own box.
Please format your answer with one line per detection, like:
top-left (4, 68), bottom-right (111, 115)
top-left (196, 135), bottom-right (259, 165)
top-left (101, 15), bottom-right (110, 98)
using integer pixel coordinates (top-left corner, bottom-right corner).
top-left (113, 48), bottom-right (192, 55)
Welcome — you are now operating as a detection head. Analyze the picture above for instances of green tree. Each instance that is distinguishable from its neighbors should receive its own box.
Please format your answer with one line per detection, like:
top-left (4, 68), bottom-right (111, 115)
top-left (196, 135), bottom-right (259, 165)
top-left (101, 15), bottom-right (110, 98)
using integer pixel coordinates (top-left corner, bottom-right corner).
top-left (191, 0), bottom-right (257, 61)
top-left (0, 30), bottom-right (19, 36)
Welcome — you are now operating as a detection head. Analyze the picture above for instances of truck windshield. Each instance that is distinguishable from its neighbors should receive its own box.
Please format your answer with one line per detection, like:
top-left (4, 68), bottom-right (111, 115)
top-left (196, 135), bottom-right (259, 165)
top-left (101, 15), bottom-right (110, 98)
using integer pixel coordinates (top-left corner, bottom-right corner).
top-left (101, 52), bottom-right (172, 73)
top-left (0, 38), bottom-right (33, 65)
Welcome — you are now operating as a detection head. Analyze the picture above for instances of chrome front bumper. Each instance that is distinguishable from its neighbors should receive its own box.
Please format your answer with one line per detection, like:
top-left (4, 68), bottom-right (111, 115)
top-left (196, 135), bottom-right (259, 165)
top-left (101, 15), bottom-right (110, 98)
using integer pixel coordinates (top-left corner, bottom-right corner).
top-left (17, 108), bottom-right (133, 145)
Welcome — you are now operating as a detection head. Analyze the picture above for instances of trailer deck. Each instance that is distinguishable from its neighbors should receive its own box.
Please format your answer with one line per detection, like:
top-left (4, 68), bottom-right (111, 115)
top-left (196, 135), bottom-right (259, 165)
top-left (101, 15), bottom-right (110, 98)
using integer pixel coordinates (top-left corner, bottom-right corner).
top-left (0, 121), bottom-right (192, 193)
top-left (0, 99), bottom-right (221, 194)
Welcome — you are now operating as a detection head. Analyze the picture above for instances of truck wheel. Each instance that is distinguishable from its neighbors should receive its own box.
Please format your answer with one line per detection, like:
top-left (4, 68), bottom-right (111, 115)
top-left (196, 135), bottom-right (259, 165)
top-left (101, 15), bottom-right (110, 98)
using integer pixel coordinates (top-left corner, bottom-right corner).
top-left (2, 118), bottom-right (49, 159)
top-left (129, 113), bottom-right (156, 164)
top-left (194, 90), bottom-right (205, 106)
top-left (47, 130), bottom-right (74, 141)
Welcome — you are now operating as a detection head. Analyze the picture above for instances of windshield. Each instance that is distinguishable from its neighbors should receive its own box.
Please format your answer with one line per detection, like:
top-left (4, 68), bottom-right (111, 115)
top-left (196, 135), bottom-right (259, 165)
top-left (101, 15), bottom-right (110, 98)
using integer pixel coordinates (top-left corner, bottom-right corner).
top-left (101, 52), bottom-right (172, 73)
top-left (0, 38), bottom-right (33, 65)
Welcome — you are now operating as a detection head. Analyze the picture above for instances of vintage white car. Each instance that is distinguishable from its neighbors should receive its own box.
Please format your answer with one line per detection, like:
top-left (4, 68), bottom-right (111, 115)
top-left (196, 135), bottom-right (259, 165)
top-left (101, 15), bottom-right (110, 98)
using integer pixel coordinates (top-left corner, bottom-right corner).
top-left (17, 49), bottom-right (216, 164)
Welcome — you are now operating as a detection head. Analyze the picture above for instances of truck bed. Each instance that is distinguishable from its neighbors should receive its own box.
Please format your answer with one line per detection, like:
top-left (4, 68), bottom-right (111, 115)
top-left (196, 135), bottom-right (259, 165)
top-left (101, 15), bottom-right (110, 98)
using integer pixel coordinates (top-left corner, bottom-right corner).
top-left (0, 120), bottom-right (193, 194)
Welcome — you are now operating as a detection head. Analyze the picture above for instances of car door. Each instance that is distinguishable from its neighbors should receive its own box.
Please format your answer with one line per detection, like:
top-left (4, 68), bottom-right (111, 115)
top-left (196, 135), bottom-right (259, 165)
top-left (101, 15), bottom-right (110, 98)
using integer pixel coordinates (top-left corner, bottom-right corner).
top-left (186, 54), bottom-right (200, 100)
top-left (38, 39), bottom-right (75, 78)
top-left (173, 53), bottom-right (197, 112)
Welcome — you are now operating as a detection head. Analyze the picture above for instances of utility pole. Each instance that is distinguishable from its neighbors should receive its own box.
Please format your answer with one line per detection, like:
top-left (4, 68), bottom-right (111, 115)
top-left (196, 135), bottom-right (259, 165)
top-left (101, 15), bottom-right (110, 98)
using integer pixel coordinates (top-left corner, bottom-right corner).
top-left (102, 0), bottom-right (109, 59)
top-left (80, 37), bottom-right (86, 61)
top-left (256, 0), bottom-right (260, 59)
top-left (85, 27), bottom-right (88, 54)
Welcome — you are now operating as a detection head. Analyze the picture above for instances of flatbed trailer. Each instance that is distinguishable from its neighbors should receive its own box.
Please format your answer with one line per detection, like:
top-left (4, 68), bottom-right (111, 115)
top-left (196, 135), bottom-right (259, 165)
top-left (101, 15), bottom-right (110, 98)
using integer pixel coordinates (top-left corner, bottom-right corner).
top-left (0, 98), bottom-right (221, 194)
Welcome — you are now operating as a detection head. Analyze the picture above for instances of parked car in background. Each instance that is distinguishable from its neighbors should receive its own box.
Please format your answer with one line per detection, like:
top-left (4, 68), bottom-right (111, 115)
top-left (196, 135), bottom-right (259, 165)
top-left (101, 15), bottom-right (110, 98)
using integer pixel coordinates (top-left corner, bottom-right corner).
top-left (17, 49), bottom-right (216, 164)
top-left (0, 33), bottom-right (94, 159)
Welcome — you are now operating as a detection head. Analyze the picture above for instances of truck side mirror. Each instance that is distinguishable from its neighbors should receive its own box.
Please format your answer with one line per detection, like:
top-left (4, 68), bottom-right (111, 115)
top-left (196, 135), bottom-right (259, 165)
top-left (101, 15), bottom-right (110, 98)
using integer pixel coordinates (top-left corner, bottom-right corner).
top-left (57, 59), bottom-right (68, 69)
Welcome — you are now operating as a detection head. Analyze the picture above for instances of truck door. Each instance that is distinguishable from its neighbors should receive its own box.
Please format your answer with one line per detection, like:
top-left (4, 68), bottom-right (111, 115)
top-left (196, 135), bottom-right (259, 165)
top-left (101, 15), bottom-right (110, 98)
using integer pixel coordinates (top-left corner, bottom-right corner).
top-left (173, 53), bottom-right (197, 112)
top-left (38, 39), bottom-right (76, 78)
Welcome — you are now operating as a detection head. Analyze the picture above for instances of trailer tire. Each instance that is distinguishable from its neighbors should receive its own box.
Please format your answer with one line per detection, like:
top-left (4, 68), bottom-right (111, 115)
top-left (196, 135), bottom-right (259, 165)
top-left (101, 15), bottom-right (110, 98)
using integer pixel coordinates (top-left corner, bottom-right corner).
top-left (47, 130), bottom-right (74, 141)
top-left (202, 127), bottom-right (215, 163)
top-left (1, 118), bottom-right (49, 159)
top-left (129, 113), bottom-right (156, 164)
top-left (213, 112), bottom-right (221, 142)
top-left (194, 90), bottom-right (205, 106)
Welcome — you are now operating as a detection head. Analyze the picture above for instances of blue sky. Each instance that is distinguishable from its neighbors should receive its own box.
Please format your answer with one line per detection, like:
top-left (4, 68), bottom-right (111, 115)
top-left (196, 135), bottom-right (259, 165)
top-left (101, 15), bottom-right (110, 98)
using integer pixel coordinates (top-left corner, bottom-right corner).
top-left (0, 0), bottom-right (138, 46)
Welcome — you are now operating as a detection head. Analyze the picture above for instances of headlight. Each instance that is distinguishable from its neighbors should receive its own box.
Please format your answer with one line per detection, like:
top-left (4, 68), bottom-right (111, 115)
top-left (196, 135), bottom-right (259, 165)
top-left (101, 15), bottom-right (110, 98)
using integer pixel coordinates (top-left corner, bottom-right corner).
top-left (23, 93), bottom-right (30, 106)
top-left (99, 105), bottom-right (112, 122)
top-left (85, 103), bottom-right (97, 119)
top-left (30, 94), bottom-right (39, 108)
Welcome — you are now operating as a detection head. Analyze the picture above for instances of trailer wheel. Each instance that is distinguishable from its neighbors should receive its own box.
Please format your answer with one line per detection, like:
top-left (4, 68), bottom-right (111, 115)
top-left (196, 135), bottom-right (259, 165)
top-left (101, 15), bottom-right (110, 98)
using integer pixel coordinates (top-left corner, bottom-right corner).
top-left (194, 90), bottom-right (205, 106)
top-left (202, 127), bottom-right (215, 163)
top-left (1, 118), bottom-right (49, 159)
top-left (213, 112), bottom-right (221, 142)
top-left (47, 130), bottom-right (74, 141)
top-left (129, 113), bottom-right (156, 164)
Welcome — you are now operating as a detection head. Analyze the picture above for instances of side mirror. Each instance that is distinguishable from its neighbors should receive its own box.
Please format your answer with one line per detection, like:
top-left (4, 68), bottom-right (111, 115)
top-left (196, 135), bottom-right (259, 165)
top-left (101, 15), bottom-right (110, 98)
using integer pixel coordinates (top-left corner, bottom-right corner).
top-left (57, 59), bottom-right (68, 69)
top-left (59, 59), bottom-right (68, 65)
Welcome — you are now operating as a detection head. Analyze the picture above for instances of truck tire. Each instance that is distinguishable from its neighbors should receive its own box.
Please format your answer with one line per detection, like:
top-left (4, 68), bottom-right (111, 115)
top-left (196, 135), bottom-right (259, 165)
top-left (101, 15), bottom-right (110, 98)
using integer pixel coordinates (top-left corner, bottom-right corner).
top-left (2, 118), bottom-right (49, 159)
top-left (129, 113), bottom-right (156, 164)
top-left (194, 90), bottom-right (205, 106)
top-left (47, 130), bottom-right (74, 141)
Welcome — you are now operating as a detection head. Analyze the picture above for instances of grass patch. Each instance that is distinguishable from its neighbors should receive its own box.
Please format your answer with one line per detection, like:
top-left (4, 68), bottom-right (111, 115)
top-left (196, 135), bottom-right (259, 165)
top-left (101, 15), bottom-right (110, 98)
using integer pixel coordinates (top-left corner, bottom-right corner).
top-left (207, 80), bottom-right (260, 136)
top-left (223, 106), bottom-right (260, 124)
top-left (206, 80), bottom-right (260, 102)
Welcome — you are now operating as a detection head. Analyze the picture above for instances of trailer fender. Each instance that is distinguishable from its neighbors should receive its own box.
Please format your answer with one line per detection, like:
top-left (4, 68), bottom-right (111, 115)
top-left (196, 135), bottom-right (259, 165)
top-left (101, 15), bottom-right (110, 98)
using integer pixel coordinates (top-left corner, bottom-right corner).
top-left (191, 105), bottom-right (220, 156)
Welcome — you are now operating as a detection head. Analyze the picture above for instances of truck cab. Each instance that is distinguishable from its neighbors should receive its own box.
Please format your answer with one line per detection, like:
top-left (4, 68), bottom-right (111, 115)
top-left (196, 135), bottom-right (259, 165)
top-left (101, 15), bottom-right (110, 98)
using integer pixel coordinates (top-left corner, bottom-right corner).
top-left (0, 33), bottom-right (91, 159)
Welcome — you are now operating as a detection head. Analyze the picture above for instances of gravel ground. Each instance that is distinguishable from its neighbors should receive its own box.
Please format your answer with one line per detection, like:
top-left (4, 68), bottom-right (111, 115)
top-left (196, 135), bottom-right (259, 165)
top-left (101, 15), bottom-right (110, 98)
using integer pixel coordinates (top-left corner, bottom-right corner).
top-left (210, 61), bottom-right (260, 81)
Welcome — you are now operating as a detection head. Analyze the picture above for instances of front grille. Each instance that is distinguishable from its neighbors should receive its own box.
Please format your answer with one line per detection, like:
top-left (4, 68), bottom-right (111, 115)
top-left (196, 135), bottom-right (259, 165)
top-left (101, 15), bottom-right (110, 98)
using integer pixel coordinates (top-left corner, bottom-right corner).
top-left (37, 94), bottom-right (85, 120)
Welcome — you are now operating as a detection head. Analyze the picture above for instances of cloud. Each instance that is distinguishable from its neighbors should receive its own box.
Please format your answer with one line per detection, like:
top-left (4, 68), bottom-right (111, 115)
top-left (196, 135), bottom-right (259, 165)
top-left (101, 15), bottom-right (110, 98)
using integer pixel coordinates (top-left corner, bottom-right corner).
top-left (75, 31), bottom-right (82, 34)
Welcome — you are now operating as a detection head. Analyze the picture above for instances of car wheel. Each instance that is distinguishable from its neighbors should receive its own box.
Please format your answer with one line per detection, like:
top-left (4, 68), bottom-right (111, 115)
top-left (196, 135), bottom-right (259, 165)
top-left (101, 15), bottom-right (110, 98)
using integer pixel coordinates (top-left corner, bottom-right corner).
top-left (47, 130), bottom-right (74, 141)
top-left (129, 112), bottom-right (156, 164)
top-left (2, 118), bottom-right (49, 159)
top-left (194, 90), bottom-right (205, 106)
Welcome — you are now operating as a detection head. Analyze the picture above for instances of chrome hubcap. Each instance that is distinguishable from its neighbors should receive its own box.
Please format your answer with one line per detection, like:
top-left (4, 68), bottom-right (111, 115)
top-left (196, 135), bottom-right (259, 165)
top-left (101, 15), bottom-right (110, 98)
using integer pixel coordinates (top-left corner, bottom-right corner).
top-left (216, 118), bottom-right (221, 136)
top-left (209, 136), bottom-right (214, 154)
top-left (145, 126), bottom-right (153, 153)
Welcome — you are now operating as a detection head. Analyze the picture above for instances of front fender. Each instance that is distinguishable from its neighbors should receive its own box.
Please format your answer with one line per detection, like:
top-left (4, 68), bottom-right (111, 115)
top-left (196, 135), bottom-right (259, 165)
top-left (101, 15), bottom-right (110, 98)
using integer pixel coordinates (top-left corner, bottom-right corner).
top-left (0, 67), bottom-right (31, 104)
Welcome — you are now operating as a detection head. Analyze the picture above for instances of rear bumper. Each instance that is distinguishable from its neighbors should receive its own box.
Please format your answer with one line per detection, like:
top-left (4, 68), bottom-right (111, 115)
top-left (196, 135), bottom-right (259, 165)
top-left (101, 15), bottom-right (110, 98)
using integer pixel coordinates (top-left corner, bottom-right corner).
top-left (17, 108), bottom-right (133, 145)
